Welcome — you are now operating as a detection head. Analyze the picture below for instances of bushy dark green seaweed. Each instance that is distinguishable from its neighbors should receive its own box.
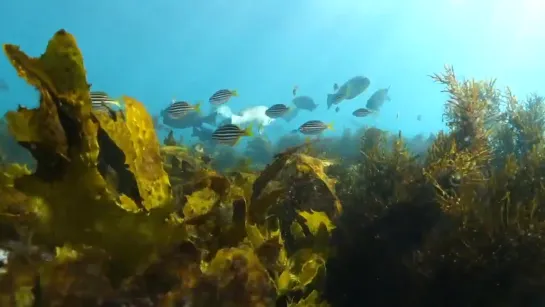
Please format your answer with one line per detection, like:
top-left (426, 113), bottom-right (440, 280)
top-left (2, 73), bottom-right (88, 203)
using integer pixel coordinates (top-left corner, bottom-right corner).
top-left (2, 30), bottom-right (545, 307)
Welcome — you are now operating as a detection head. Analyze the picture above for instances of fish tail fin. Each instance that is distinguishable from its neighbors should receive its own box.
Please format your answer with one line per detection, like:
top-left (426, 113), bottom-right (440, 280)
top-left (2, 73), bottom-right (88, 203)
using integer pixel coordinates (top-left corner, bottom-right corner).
top-left (326, 94), bottom-right (334, 109)
top-left (327, 122), bottom-right (334, 130)
top-left (231, 89), bottom-right (239, 97)
top-left (194, 102), bottom-right (202, 113)
top-left (312, 104), bottom-right (319, 111)
top-left (111, 96), bottom-right (124, 108)
top-left (291, 129), bottom-right (299, 134)
top-left (244, 124), bottom-right (254, 137)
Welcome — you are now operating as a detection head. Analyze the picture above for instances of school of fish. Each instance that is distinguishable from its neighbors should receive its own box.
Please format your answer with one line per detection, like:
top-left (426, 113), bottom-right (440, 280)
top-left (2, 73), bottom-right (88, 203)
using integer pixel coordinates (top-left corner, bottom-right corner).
top-left (88, 75), bottom-right (394, 147)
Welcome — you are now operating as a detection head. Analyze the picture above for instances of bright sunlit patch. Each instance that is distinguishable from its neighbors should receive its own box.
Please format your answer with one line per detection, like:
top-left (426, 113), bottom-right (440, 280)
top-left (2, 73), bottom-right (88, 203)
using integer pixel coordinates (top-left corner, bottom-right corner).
top-left (485, 0), bottom-right (545, 69)
top-left (309, 0), bottom-right (397, 18)
top-left (489, 0), bottom-right (545, 38)
top-left (447, 0), bottom-right (468, 6)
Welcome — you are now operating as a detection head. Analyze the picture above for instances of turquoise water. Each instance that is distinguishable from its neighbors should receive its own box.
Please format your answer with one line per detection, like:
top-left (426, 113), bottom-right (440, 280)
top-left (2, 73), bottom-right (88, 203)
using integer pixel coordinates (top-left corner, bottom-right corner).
top-left (1, 0), bottom-right (544, 145)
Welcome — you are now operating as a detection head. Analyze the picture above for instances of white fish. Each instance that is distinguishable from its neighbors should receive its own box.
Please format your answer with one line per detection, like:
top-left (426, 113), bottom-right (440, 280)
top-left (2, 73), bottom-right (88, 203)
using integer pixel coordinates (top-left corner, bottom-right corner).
top-left (217, 105), bottom-right (275, 135)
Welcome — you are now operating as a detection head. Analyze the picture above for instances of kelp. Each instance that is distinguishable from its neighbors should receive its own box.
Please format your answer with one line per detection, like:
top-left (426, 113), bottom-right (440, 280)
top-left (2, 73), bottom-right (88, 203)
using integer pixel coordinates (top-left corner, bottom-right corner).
top-left (3, 30), bottom-right (545, 307)
top-left (417, 68), bottom-right (545, 305)
top-left (0, 30), bottom-right (337, 306)
top-left (324, 65), bottom-right (545, 306)
top-left (0, 30), bottom-right (183, 303)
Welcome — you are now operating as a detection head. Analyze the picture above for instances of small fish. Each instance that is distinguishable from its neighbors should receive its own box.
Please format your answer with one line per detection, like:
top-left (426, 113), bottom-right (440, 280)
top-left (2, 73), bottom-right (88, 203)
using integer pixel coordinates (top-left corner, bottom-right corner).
top-left (327, 76), bottom-right (370, 109)
top-left (165, 100), bottom-right (201, 119)
top-left (209, 89), bottom-right (238, 105)
top-left (292, 96), bottom-right (319, 111)
top-left (333, 83), bottom-right (339, 91)
top-left (90, 91), bottom-right (121, 109)
top-left (90, 92), bottom-right (123, 120)
top-left (366, 87), bottom-right (391, 111)
top-left (352, 108), bottom-right (373, 117)
top-left (417, 114), bottom-right (422, 121)
top-left (212, 124), bottom-right (253, 146)
top-left (265, 104), bottom-right (290, 118)
top-left (293, 85), bottom-right (298, 96)
top-left (396, 112), bottom-right (399, 120)
top-left (293, 120), bottom-right (333, 135)
top-left (93, 101), bottom-right (122, 121)
top-left (335, 107), bottom-right (340, 113)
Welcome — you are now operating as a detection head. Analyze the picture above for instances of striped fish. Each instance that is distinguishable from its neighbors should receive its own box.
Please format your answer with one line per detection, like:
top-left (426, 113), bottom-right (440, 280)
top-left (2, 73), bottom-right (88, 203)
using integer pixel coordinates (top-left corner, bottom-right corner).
top-left (212, 124), bottom-right (253, 146)
top-left (165, 101), bottom-right (201, 119)
top-left (265, 104), bottom-right (290, 118)
top-left (90, 91), bottom-right (123, 120)
top-left (293, 120), bottom-right (333, 135)
top-left (352, 108), bottom-right (373, 117)
top-left (209, 89), bottom-right (238, 105)
top-left (90, 91), bottom-right (121, 110)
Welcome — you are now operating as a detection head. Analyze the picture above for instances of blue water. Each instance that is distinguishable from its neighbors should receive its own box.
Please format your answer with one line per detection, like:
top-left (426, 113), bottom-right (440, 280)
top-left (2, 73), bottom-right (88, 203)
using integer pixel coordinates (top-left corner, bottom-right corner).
top-left (1, 0), bottom-right (544, 146)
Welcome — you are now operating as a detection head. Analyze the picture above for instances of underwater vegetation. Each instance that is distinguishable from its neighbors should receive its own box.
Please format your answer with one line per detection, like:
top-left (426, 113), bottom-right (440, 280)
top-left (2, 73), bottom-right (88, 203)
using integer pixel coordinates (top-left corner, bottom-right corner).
top-left (0, 30), bottom-right (334, 306)
top-left (1, 29), bottom-right (545, 307)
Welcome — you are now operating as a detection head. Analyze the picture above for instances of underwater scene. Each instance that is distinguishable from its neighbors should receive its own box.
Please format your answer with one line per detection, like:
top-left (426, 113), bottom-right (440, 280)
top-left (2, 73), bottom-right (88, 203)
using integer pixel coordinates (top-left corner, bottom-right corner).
top-left (1, 0), bottom-right (545, 306)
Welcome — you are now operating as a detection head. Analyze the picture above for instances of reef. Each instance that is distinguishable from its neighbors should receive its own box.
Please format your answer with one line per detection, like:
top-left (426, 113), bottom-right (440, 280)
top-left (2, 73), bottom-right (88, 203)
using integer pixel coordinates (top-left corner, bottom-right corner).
top-left (0, 30), bottom-right (334, 306)
top-left (2, 30), bottom-right (545, 307)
